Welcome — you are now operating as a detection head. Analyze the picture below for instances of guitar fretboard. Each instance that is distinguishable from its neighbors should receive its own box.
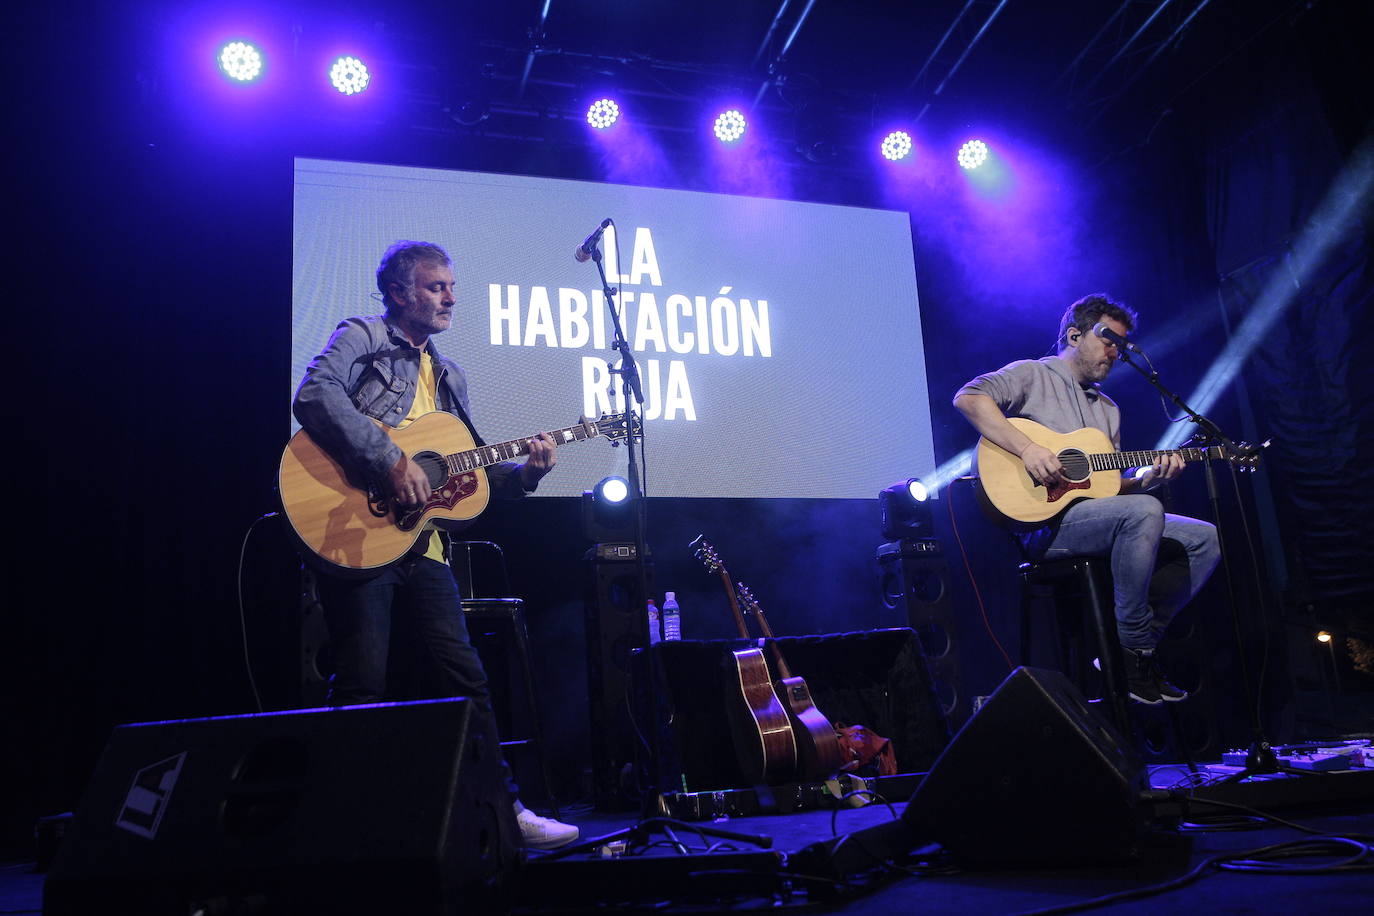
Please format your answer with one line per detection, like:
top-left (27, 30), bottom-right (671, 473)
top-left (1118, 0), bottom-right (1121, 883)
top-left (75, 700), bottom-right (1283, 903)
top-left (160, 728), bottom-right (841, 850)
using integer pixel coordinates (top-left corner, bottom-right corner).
top-left (446, 423), bottom-right (601, 474)
top-left (1088, 446), bottom-right (1220, 471)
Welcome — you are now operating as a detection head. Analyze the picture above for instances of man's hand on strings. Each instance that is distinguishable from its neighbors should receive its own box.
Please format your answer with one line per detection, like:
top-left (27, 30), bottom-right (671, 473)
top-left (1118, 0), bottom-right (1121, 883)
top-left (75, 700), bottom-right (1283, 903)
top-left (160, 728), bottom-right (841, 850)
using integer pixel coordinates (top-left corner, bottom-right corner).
top-left (1020, 442), bottom-right (1065, 487)
top-left (389, 454), bottom-right (433, 507)
top-left (520, 433), bottom-right (558, 489)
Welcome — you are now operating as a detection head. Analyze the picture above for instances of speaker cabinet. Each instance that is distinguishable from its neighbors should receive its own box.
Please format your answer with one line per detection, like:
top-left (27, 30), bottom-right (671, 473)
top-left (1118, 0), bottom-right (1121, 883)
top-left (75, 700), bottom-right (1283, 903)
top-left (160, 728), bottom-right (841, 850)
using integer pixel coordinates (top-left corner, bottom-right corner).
top-left (877, 539), bottom-right (968, 729)
top-left (44, 699), bottom-right (518, 915)
top-left (903, 666), bottom-right (1148, 867)
top-left (584, 545), bottom-right (654, 809)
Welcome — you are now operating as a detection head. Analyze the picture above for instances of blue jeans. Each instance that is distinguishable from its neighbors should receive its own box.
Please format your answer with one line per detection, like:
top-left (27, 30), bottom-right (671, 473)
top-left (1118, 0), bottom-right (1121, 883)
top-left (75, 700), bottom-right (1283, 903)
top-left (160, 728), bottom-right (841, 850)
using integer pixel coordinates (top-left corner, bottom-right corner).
top-left (1022, 495), bottom-right (1221, 650)
top-left (317, 555), bottom-right (519, 800)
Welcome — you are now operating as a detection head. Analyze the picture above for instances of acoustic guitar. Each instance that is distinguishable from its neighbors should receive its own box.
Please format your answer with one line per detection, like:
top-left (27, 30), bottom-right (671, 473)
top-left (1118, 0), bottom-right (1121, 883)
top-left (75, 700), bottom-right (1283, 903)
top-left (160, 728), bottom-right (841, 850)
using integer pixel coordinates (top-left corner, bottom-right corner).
top-left (734, 583), bottom-right (845, 781)
top-left (691, 536), bottom-right (797, 786)
top-left (279, 410), bottom-right (634, 571)
top-left (976, 417), bottom-right (1260, 526)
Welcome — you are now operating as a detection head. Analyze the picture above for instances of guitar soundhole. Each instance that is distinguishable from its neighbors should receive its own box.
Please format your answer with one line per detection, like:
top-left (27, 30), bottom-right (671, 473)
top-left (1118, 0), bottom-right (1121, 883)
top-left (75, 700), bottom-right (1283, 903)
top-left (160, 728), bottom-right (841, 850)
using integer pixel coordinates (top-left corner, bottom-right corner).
top-left (413, 451), bottom-right (448, 488)
top-left (1058, 449), bottom-right (1091, 482)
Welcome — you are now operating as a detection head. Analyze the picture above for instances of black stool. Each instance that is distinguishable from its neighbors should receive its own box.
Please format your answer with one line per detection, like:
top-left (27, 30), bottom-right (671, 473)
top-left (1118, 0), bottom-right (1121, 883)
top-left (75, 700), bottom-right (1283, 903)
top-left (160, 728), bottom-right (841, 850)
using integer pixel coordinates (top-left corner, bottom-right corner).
top-left (1019, 555), bottom-right (1197, 774)
top-left (1018, 556), bottom-right (1132, 735)
top-left (452, 541), bottom-right (560, 818)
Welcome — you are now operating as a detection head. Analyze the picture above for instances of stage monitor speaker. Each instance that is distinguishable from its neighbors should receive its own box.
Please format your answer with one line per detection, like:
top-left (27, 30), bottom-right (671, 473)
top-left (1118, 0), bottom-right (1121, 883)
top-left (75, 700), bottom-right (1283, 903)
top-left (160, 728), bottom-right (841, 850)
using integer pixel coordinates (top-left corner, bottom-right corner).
top-left (44, 698), bottom-right (518, 915)
top-left (902, 666), bottom-right (1148, 868)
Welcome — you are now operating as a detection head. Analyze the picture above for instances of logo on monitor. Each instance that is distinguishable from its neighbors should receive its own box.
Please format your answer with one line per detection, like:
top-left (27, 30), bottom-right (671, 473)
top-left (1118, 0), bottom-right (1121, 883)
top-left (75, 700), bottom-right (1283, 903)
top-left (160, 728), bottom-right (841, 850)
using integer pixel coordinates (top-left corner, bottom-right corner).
top-left (115, 752), bottom-right (186, 839)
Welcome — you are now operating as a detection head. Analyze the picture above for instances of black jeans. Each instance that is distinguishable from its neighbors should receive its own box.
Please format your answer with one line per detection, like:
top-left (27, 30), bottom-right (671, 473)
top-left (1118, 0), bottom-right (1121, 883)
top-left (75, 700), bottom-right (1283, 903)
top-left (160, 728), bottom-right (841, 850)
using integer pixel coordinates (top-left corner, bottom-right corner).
top-left (317, 554), bottom-right (519, 800)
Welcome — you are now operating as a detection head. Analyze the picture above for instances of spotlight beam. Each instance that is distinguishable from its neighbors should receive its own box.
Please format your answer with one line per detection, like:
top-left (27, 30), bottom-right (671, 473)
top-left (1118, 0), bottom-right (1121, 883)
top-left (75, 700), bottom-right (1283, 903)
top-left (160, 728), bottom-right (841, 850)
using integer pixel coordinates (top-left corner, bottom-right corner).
top-left (931, 0), bottom-right (1011, 98)
top-left (517, 0), bottom-right (555, 99)
top-left (751, 0), bottom-right (794, 69)
top-left (906, 0), bottom-right (1012, 123)
top-left (926, 448), bottom-right (975, 495)
top-left (1155, 137), bottom-right (1374, 450)
top-left (751, 0), bottom-right (819, 107)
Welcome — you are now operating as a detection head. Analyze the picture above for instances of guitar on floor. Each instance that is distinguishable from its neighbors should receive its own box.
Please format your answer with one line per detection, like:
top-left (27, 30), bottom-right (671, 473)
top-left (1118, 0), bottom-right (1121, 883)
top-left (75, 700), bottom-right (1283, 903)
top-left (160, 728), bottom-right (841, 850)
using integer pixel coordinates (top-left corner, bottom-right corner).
top-left (691, 536), bottom-right (797, 786)
top-left (975, 417), bottom-right (1260, 526)
top-left (733, 583), bottom-right (845, 781)
top-left (280, 411), bottom-right (635, 572)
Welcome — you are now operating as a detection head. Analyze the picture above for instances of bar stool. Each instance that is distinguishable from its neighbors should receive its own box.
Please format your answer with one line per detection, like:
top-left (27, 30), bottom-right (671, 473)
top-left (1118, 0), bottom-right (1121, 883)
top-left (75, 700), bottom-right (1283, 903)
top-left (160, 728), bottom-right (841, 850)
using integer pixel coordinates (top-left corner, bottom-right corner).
top-left (452, 540), bottom-right (561, 818)
top-left (1019, 555), bottom-right (1197, 774)
top-left (1018, 556), bottom-right (1132, 736)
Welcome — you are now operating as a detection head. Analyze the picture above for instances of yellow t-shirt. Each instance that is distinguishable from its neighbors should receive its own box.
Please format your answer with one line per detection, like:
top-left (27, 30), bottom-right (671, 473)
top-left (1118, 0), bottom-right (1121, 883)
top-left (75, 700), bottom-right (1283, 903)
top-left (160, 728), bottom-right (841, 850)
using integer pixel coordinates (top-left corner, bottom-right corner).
top-left (399, 351), bottom-right (446, 563)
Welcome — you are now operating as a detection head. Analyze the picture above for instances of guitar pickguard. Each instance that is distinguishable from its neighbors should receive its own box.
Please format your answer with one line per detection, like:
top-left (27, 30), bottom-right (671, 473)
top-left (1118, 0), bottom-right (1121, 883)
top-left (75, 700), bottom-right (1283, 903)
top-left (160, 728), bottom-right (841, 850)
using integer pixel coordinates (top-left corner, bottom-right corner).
top-left (394, 473), bottom-right (481, 531)
top-left (1044, 478), bottom-right (1091, 504)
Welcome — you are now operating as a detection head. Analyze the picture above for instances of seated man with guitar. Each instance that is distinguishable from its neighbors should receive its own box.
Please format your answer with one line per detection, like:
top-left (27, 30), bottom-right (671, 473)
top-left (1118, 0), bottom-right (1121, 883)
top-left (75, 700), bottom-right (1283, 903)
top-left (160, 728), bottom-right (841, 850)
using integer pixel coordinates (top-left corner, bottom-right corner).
top-left (292, 240), bottom-right (579, 849)
top-left (953, 293), bottom-right (1220, 705)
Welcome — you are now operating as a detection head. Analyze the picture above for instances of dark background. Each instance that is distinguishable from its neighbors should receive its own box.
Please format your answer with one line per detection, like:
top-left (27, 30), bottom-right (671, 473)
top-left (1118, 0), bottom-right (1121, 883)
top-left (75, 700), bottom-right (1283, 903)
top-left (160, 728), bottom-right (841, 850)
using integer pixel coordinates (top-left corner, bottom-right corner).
top-left (4, 0), bottom-right (1372, 855)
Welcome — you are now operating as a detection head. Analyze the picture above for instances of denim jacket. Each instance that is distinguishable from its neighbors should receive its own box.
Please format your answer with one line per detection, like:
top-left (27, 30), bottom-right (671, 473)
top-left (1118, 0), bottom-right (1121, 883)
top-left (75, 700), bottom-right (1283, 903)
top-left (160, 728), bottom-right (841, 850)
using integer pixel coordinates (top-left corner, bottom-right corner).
top-left (292, 314), bottom-right (526, 497)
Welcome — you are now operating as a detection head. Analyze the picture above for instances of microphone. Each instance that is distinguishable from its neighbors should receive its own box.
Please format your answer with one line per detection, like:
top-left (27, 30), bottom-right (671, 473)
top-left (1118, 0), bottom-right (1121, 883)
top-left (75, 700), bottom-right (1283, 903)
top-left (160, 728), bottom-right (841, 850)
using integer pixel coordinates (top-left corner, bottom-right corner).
top-left (574, 218), bottom-right (612, 263)
top-left (1092, 322), bottom-right (1140, 353)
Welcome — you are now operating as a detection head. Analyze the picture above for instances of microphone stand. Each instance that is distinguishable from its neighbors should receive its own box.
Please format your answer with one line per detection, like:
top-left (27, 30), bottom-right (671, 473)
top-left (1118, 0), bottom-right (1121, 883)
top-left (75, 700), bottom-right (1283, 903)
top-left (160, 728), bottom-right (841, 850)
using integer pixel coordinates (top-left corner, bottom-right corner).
top-left (1114, 348), bottom-right (1282, 779)
top-left (583, 227), bottom-right (663, 810)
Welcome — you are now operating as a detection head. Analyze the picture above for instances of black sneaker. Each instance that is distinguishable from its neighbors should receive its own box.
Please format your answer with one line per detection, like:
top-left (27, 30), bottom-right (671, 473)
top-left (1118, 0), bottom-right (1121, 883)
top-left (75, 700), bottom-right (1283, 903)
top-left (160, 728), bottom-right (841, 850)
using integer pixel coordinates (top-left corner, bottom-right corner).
top-left (1144, 652), bottom-right (1189, 702)
top-left (1121, 647), bottom-right (1163, 705)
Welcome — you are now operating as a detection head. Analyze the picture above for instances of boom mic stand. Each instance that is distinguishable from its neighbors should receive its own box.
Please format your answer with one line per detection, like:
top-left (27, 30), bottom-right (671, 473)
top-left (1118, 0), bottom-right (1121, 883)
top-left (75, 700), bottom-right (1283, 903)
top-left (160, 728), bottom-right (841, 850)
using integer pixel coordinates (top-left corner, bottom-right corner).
top-left (580, 221), bottom-right (662, 808)
top-left (1114, 347), bottom-right (1279, 779)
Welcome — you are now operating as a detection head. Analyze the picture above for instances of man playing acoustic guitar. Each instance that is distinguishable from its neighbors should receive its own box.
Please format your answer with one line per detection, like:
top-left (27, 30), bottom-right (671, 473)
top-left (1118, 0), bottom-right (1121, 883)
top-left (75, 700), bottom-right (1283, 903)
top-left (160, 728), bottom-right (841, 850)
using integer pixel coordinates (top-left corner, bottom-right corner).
top-left (953, 294), bottom-right (1220, 705)
top-left (293, 240), bottom-right (579, 849)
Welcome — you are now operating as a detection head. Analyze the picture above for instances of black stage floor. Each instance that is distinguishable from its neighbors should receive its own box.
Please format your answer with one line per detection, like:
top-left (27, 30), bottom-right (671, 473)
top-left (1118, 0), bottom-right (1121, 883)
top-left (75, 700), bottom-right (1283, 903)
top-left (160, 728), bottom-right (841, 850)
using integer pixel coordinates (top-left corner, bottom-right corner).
top-left (9, 763), bottom-right (1374, 915)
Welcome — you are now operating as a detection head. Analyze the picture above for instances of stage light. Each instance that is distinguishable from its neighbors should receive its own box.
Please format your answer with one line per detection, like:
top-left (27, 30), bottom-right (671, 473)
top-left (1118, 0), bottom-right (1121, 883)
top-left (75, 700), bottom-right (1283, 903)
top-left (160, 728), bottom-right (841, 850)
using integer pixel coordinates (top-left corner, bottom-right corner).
top-left (596, 476), bottom-right (630, 504)
top-left (218, 41), bottom-right (264, 83)
top-left (583, 476), bottom-right (635, 542)
top-left (1317, 631), bottom-right (1332, 644)
top-left (958, 139), bottom-right (989, 170)
top-left (714, 109), bottom-right (747, 143)
top-left (587, 98), bottom-right (620, 129)
top-left (329, 55), bottom-right (370, 95)
top-left (881, 131), bottom-right (913, 162)
top-left (880, 478), bottom-right (935, 542)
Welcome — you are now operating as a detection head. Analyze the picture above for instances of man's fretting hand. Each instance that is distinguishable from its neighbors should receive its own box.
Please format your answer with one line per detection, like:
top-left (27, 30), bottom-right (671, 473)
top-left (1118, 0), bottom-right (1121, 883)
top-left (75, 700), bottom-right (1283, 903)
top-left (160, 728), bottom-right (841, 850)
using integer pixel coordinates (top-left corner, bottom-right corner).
top-left (519, 432), bottom-right (558, 489)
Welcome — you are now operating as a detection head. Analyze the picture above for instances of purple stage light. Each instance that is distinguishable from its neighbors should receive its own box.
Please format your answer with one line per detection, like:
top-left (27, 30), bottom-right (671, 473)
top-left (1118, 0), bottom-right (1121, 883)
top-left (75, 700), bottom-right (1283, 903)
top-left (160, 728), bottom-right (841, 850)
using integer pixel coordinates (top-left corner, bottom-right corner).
top-left (958, 139), bottom-right (989, 170)
top-left (329, 56), bottom-right (370, 95)
top-left (714, 109), bottom-right (747, 143)
top-left (587, 98), bottom-right (620, 129)
top-left (881, 131), bottom-right (913, 162)
top-left (218, 41), bottom-right (264, 83)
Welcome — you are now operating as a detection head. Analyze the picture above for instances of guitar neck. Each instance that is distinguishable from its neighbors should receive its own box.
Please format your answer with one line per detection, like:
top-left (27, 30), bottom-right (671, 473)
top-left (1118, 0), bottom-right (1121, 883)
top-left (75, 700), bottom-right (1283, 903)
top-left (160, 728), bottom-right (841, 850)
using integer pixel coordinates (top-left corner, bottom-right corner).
top-left (717, 569), bottom-right (754, 640)
top-left (738, 587), bottom-right (793, 680)
top-left (445, 423), bottom-right (598, 474)
top-left (1089, 444), bottom-right (1223, 472)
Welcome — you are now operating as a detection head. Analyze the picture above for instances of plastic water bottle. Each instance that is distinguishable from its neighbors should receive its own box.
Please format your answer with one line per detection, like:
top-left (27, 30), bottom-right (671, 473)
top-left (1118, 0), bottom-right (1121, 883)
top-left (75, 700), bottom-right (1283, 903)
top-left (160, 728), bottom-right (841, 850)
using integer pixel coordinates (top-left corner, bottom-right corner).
top-left (647, 598), bottom-right (661, 645)
top-left (662, 592), bottom-right (681, 641)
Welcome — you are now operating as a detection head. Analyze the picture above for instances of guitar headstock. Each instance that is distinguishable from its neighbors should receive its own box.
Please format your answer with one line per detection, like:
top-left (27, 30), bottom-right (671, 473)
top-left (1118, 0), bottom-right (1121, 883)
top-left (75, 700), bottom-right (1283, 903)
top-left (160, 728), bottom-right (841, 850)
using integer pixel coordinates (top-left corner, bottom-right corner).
top-left (736, 582), bottom-right (760, 617)
top-left (586, 412), bottom-right (641, 444)
top-left (1229, 439), bottom-right (1269, 473)
top-left (690, 534), bottom-right (722, 574)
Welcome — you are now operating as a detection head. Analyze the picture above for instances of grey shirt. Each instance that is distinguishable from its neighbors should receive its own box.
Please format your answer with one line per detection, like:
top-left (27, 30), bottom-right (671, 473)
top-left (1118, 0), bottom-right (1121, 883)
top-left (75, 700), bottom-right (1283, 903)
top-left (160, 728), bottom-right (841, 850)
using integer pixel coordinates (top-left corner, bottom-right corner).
top-left (955, 356), bottom-right (1122, 447)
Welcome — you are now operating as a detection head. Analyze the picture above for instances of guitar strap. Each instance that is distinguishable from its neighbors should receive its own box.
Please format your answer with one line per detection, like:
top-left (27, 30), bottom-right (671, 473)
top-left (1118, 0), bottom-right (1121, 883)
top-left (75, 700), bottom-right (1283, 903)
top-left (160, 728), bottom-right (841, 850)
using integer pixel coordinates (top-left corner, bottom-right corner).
top-left (434, 370), bottom-right (486, 447)
top-left (450, 401), bottom-right (485, 447)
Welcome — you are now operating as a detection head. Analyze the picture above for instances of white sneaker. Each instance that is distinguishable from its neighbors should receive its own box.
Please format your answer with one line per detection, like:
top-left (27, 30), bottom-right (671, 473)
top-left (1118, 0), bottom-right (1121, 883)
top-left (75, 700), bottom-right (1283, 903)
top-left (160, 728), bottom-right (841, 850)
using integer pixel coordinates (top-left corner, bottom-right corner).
top-left (515, 807), bottom-right (579, 850)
